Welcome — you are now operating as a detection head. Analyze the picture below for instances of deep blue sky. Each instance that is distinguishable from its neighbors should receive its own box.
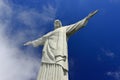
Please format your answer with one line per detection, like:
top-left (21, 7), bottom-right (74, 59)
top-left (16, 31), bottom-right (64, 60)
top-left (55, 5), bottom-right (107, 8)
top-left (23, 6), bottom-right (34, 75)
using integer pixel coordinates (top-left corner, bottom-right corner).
top-left (8, 0), bottom-right (120, 80)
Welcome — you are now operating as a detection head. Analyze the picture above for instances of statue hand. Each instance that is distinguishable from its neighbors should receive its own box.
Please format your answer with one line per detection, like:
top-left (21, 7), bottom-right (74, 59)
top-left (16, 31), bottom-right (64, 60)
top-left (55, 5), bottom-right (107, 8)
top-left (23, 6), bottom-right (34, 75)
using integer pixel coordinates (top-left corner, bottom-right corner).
top-left (86, 10), bottom-right (99, 20)
top-left (24, 41), bottom-right (32, 46)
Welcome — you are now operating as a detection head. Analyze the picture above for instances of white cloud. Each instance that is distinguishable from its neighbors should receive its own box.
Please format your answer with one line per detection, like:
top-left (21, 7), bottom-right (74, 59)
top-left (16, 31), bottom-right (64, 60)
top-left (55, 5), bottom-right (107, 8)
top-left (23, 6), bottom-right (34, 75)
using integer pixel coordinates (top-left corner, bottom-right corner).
top-left (0, 0), bottom-right (57, 80)
top-left (0, 1), bottom-right (40, 80)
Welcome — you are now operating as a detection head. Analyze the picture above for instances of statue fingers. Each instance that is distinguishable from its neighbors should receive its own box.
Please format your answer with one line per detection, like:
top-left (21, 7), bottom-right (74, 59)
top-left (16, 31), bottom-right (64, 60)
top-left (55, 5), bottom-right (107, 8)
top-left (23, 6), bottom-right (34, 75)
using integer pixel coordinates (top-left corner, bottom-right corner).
top-left (24, 41), bottom-right (32, 46)
top-left (90, 10), bottom-right (99, 17)
top-left (86, 10), bottom-right (99, 20)
top-left (91, 10), bottom-right (99, 16)
top-left (24, 43), bottom-right (28, 46)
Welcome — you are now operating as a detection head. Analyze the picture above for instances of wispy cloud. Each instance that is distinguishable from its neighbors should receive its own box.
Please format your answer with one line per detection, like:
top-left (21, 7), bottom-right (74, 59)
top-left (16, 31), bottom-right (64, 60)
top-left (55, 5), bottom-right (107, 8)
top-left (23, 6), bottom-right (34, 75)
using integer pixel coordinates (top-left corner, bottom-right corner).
top-left (17, 4), bottom-right (56, 28)
top-left (97, 48), bottom-right (115, 61)
top-left (101, 48), bottom-right (115, 58)
top-left (0, 0), bottom-right (57, 80)
top-left (109, 0), bottom-right (120, 3)
top-left (11, 4), bottom-right (57, 45)
top-left (107, 70), bottom-right (120, 80)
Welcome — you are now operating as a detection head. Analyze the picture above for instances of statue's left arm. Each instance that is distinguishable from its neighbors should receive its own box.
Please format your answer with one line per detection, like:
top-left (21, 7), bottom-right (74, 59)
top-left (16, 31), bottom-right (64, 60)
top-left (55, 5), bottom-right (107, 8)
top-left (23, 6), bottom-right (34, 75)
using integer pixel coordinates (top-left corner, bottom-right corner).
top-left (66, 10), bottom-right (98, 36)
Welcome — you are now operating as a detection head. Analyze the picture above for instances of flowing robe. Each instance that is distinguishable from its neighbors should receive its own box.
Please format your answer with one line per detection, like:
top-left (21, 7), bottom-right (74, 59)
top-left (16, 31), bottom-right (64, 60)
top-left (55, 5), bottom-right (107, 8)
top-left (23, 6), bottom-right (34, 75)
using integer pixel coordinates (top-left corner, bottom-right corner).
top-left (31, 18), bottom-right (88, 80)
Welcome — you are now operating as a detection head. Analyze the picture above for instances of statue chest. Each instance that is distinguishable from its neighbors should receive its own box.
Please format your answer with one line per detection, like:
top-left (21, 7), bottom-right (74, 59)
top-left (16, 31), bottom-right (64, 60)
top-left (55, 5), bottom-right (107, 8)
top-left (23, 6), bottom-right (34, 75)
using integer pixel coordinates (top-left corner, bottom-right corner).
top-left (46, 28), bottom-right (66, 49)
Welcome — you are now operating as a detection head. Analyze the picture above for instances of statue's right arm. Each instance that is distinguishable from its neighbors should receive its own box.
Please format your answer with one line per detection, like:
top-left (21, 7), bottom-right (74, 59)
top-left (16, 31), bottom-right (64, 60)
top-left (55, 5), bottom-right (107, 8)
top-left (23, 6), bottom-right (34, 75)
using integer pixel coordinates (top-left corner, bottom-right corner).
top-left (24, 41), bottom-right (32, 46)
top-left (24, 36), bottom-right (46, 47)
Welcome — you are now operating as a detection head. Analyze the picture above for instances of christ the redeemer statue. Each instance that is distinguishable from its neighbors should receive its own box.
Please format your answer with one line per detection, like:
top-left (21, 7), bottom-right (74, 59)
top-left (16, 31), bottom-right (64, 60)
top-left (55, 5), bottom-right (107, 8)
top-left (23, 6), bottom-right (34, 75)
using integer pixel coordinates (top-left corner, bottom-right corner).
top-left (24, 10), bottom-right (98, 80)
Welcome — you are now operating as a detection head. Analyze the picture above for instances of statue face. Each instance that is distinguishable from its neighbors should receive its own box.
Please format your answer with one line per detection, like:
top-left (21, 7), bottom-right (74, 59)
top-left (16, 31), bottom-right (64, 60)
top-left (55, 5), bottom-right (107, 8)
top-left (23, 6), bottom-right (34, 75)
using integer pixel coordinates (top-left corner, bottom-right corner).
top-left (54, 20), bottom-right (62, 29)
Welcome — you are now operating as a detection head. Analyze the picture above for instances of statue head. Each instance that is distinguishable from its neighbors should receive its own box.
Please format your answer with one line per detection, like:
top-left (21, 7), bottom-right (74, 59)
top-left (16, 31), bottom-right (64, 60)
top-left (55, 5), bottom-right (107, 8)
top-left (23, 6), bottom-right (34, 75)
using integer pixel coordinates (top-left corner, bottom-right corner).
top-left (54, 19), bottom-right (62, 29)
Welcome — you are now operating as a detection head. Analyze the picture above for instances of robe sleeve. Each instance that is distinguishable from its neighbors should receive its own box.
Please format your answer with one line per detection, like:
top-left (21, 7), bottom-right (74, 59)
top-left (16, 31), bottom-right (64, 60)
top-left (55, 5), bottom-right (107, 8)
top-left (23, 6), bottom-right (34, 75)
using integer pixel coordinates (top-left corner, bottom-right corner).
top-left (66, 18), bottom-right (88, 36)
top-left (31, 35), bottom-right (46, 47)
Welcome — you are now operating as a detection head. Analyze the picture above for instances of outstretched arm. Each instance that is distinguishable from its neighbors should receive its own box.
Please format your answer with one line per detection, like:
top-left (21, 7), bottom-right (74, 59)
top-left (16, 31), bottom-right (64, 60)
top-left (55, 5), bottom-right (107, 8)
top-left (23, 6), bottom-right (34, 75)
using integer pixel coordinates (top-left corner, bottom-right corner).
top-left (66, 10), bottom-right (98, 36)
top-left (24, 36), bottom-right (46, 47)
